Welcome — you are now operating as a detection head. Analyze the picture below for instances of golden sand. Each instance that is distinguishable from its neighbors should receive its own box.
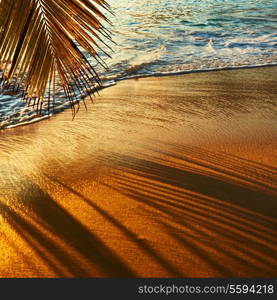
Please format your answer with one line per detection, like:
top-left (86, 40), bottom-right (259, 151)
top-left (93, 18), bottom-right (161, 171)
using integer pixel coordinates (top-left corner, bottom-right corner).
top-left (0, 67), bottom-right (276, 277)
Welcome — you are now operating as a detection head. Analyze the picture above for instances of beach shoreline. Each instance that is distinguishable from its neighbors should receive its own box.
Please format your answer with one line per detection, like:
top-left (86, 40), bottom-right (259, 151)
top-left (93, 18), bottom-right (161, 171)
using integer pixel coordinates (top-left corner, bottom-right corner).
top-left (0, 66), bottom-right (276, 277)
top-left (2, 63), bottom-right (277, 131)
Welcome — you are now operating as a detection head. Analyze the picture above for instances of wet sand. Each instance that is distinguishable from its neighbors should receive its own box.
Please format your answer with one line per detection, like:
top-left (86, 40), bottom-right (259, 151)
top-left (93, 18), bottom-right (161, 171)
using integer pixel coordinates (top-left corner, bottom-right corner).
top-left (0, 67), bottom-right (276, 277)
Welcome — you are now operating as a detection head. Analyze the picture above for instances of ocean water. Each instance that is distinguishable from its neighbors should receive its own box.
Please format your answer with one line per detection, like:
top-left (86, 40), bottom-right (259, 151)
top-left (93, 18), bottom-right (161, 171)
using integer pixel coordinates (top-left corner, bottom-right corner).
top-left (1, 0), bottom-right (277, 129)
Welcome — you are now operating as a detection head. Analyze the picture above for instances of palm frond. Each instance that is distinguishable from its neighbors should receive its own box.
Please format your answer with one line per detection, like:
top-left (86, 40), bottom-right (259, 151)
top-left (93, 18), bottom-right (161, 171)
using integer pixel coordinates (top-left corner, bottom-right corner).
top-left (0, 0), bottom-right (111, 114)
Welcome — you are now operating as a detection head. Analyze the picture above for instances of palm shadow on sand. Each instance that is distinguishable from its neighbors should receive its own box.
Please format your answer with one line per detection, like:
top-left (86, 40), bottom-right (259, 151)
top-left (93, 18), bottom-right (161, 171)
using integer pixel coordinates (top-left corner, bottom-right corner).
top-left (0, 183), bottom-right (135, 277)
top-left (1, 144), bottom-right (276, 277)
top-left (100, 144), bottom-right (277, 276)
